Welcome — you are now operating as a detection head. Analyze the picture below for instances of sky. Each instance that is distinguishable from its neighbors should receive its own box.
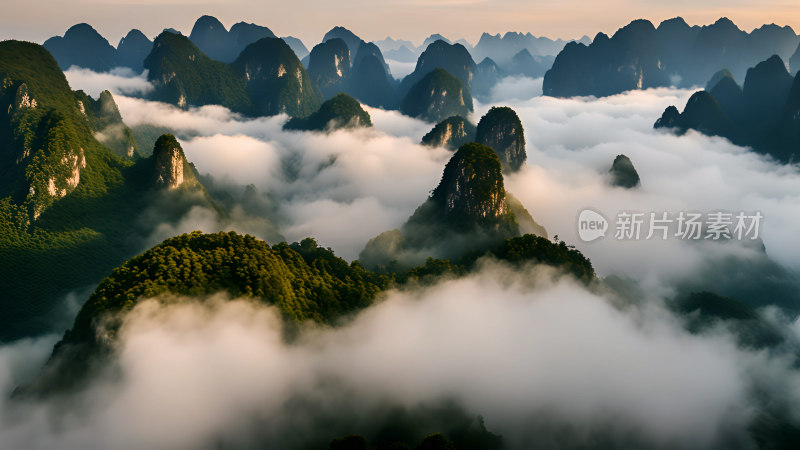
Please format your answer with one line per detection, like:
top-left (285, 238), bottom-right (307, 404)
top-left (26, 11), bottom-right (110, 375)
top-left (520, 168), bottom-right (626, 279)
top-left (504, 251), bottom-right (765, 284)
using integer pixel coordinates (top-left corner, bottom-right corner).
top-left (2, 0), bottom-right (800, 49)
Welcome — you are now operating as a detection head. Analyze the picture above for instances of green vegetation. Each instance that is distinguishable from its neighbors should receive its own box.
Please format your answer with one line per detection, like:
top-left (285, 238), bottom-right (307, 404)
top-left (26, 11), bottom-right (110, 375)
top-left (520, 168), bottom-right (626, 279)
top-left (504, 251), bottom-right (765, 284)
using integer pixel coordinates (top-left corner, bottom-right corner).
top-left (284, 93), bottom-right (372, 131)
top-left (0, 41), bottom-right (128, 215)
top-left (426, 142), bottom-right (517, 232)
top-left (60, 232), bottom-right (390, 348)
top-left (489, 234), bottom-right (595, 281)
top-left (400, 69), bottom-right (471, 123)
top-left (23, 228), bottom-right (594, 392)
top-left (420, 116), bottom-right (476, 150)
top-left (144, 32), bottom-right (252, 113)
top-left (397, 40), bottom-right (476, 112)
top-left (129, 123), bottom-right (176, 156)
top-left (73, 89), bottom-right (141, 158)
top-left (231, 37), bottom-right (322, 117)
top-left (0, 41), bottom-right (222, 341)
top-left (475, 106), bottom-right (526, 172)
top-left (361, 143), bottom-right (550, 269)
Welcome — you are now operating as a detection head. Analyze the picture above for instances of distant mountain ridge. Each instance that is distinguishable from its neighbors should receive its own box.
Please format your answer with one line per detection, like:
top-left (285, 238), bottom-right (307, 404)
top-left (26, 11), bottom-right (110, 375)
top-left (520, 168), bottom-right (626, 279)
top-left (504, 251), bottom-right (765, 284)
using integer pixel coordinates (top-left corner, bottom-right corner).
top-left (544, 17), bottom-right (800, 98)
top-left (655, 54), bottom-right (800, 162)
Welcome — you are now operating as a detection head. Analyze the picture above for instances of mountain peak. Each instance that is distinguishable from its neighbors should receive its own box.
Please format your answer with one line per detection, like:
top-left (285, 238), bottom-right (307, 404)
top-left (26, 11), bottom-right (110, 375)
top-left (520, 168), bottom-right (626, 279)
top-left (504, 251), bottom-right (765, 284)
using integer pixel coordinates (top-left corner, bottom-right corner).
top-left (708, 17), bottom-right (742, 33)
top-left (191, 15), bottom-right (227, 33)
top-left (117, 29), bottom-right (152, 72)
top-left (120, 28), bottom-right (148, 43)
top-left (657, 17), bottom-right (690, 31)
top-left (284, 93), bottom-right (371, 132)
top-left (430, 142), bottom-right (509, 225)
top-left (323, 26), bottom-right (363, 59)
top-left (421, 115), bottom-right (476, 150)
top-left (423, 34), bottom-right (451, 47)
top-left (152, 134), bottom-right (196, 189)
top-left (64, 23), bottom-right (105, 39)
top-left (188, 15), bottom-right (236, 62)
top-left (609, 154), bottom-right (641, 188)
top-left (706, 69), bottom-right (736, 90)
top-left (476, 106), bottom-right (526, 172)
top-left (307, 38), bottom-right (351, 98)
top-left (400, 68), bottom-right (471, 122)
top-left (44, 23), bottom-right (117, 71)
top-left (144, 32), bottom-right (252, 112)
top-left (232, 37), bottom-right (321, 117)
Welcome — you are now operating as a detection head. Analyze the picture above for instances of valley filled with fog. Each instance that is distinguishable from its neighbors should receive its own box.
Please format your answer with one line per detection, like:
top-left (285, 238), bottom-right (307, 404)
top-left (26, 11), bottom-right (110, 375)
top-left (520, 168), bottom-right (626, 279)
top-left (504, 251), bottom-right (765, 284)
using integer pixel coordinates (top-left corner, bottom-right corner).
top-left (4, 11), bottom-right (800, 449)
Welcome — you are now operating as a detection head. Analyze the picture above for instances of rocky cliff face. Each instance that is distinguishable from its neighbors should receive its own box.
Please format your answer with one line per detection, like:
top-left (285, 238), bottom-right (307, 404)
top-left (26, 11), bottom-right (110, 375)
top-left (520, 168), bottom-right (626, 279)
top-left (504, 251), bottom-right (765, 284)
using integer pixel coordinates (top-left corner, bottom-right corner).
top-left (2, 80), bottom-right (84, 221)
top-left (12, 83), bottom-right (38, 112)
top-left (0, 41), bottom-right (131, 222)
top-left (476, 106), bottom-right (527, 172)
top-left (431, 142), bottom-right (509, 224)
top-left (28, 147), bottom-right (86, 220)
top-left (360, 142), bottom-right (537, 268)
top-left (75, 89), bottom-right (140, 158)
top-left (152, 134), bottom-right (189, 189)
top-left (307, 38), bottom-right (351, 99)
top-left (421, 115), bottom-right (476, 150)
top-left (144, 32), bottom-right (251, 113)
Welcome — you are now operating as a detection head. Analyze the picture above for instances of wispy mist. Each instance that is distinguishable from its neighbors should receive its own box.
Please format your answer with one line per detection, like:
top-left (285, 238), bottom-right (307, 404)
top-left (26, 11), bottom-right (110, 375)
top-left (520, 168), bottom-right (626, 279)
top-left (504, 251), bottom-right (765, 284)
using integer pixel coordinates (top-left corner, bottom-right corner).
top-left (5, 262), bottom-right (800, 449)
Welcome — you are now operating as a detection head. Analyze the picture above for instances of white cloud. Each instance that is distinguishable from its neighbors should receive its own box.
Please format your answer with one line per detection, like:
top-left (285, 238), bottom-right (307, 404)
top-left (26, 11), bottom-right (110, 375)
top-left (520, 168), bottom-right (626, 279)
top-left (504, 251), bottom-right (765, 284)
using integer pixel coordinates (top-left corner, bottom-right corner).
top-left (5, 263), bottom-right (793, 449)
top-left (487, 75), bottom-right (543, 102)
top-left (385, 59), bottom-right (417, 79)
top-left (64, 67), bottom-right (153, 97)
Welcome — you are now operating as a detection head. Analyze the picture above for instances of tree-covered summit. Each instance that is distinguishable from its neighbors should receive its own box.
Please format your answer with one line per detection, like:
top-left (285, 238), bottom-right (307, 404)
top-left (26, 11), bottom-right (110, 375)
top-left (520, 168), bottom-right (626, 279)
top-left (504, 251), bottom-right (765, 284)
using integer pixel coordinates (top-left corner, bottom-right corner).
top-left (400, 68), bottom-right (471, 123)
top-left (231, 37), bottom-right (322, 117)
top-left (284, 93), bottom-right (372, 131)
top-left (475, 106), bottom-right (527, 172)
top-left (144, 31), bottom-right (252, 113)
top-left (360, 142), bottom-right (546, 268)
top-left (421, 115), bottom-right (476, 150)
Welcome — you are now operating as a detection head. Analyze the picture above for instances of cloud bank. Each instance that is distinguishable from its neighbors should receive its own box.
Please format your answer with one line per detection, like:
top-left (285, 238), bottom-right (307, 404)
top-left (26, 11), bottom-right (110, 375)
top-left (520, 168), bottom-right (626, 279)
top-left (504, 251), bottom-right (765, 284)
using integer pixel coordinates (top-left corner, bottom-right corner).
top-left (3, 69), bottom-right (800, 449)
top-left (5, 263), bottom-right (800, 449)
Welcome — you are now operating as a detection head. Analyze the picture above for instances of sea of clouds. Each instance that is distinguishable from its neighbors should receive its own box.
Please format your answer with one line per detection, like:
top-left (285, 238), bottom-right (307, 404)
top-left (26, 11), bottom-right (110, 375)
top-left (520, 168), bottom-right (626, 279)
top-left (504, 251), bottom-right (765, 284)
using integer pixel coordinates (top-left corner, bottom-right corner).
top-left (1, 67), bottom-right (799, 449)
